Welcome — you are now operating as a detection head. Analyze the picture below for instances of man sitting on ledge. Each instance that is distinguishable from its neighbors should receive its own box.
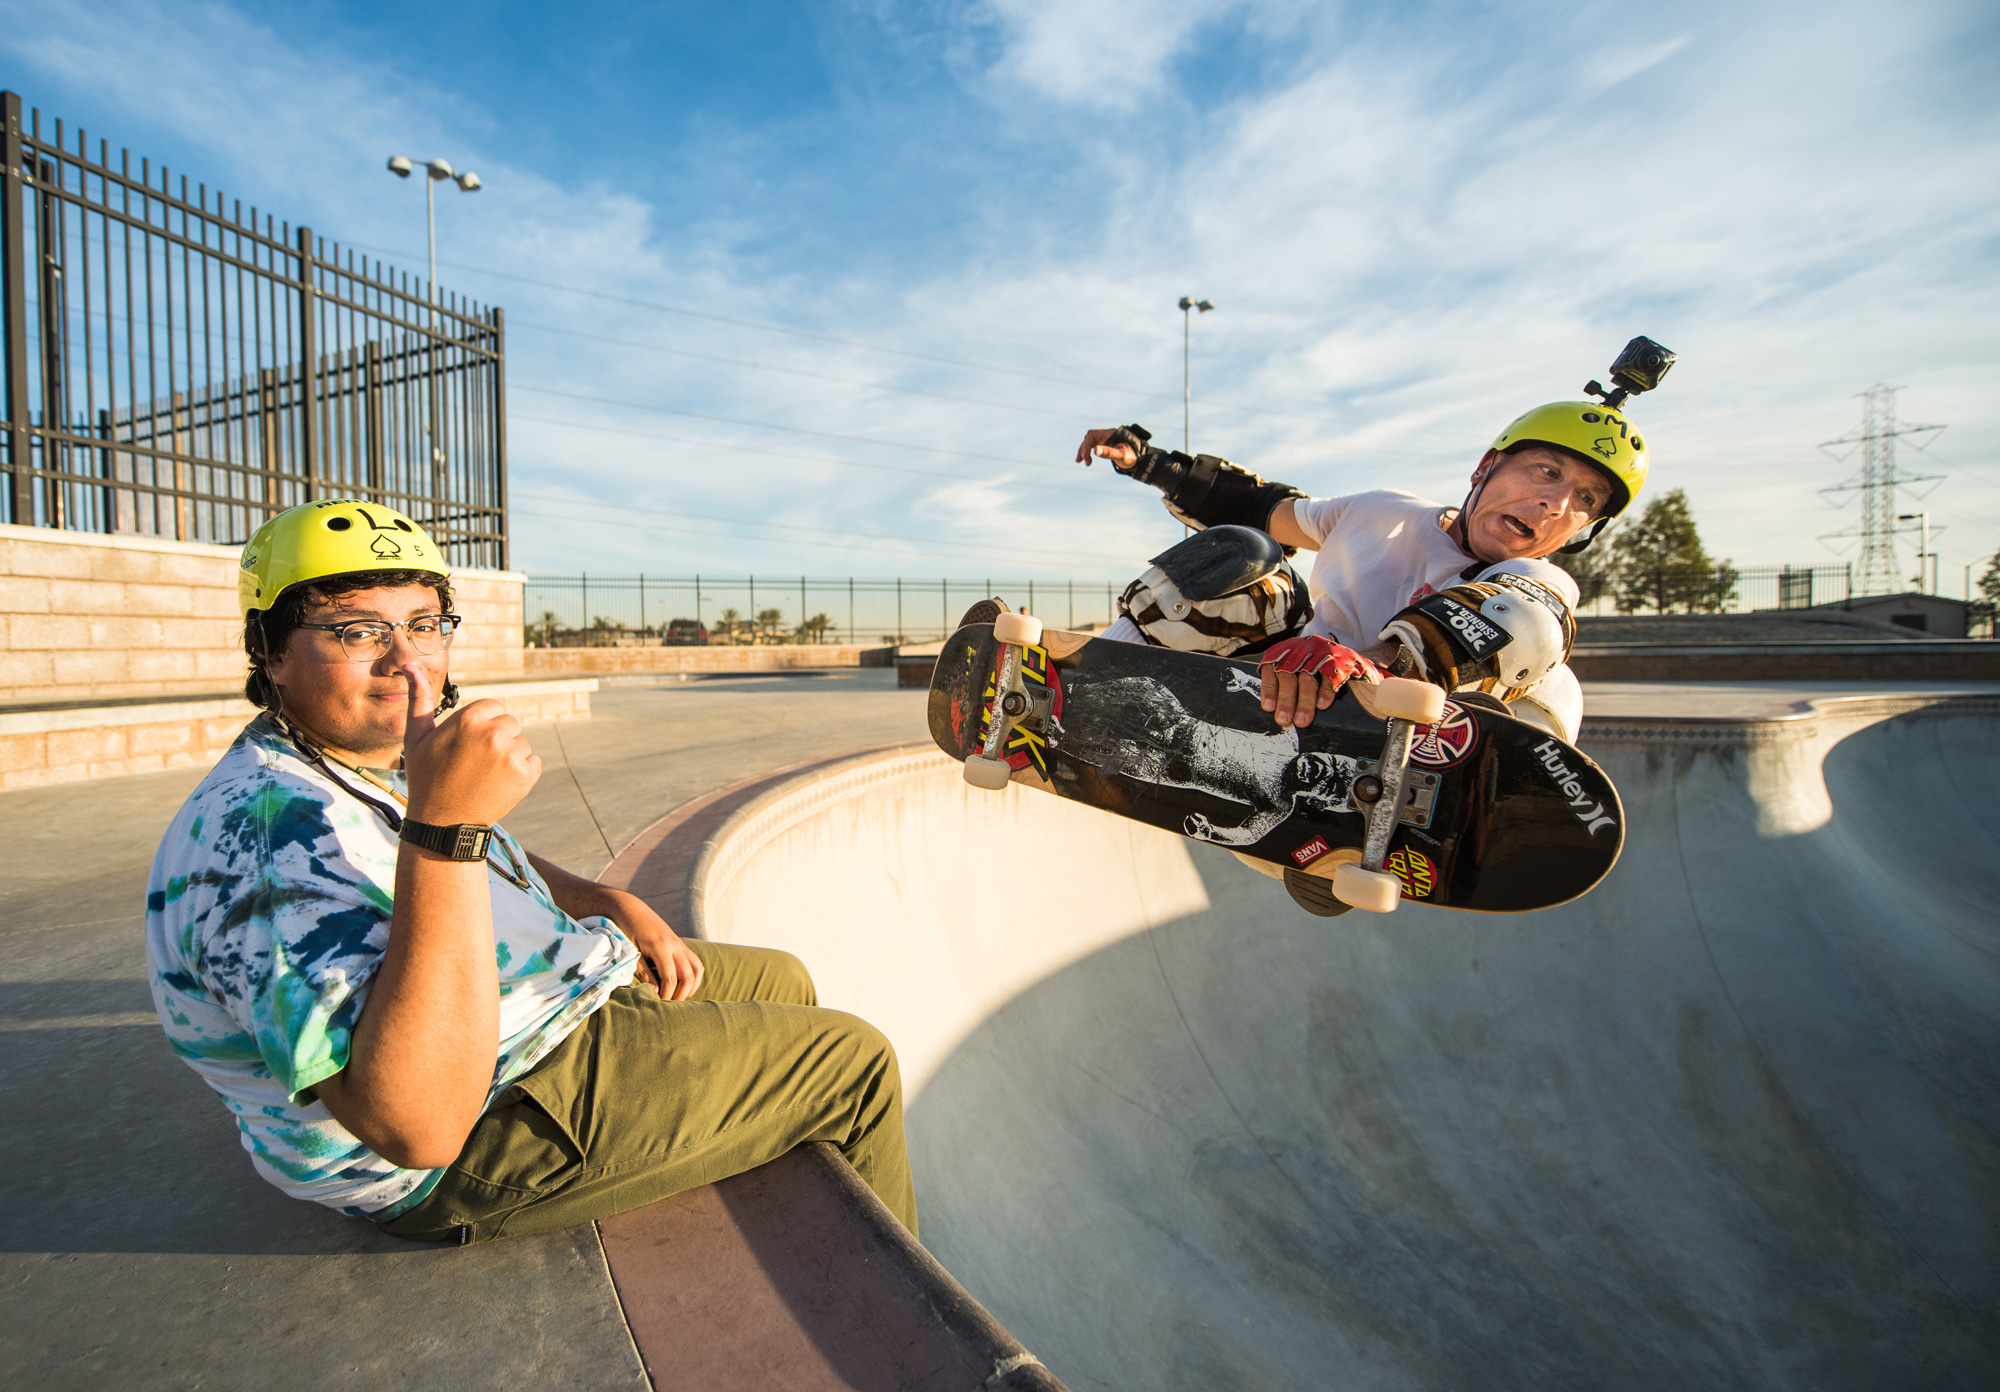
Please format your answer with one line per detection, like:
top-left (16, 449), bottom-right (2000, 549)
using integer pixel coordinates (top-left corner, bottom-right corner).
top-left (145, 499), bottom-right (916, 1243)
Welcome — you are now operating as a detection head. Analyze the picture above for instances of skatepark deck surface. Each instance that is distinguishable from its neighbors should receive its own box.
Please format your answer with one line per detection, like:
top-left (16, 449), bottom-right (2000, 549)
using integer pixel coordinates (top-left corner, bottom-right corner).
top-left (5, 672), bottom-right (1998, 1388)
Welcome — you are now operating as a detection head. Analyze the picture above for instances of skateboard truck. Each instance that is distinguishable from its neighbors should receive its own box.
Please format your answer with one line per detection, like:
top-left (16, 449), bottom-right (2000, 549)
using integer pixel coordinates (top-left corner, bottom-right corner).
top-left (1332, 677), bottom-right (1447, 912)
top-left (963, 612), bottom-right (1046, 790)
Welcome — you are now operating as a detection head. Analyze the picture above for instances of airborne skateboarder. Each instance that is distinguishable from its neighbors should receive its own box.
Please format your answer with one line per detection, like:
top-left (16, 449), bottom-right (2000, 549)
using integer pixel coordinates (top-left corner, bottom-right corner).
top-left (145, 500), bottom-right (917, 1242)
top-left (1076, 337), bottom-right (1675, 744)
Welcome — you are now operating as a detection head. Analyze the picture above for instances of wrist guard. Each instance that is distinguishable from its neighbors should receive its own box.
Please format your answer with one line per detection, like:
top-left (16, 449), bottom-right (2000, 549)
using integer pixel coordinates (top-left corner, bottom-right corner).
top-left (1113, 437), bottom-right (1306, 534)
top-left (1379, 574), bottom-right (1574, 697)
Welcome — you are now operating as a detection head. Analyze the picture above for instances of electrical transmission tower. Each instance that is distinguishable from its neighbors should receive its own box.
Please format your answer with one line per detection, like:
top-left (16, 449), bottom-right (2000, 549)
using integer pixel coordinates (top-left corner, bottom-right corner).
top-left (1818, 385), bottom-right (1945, 595)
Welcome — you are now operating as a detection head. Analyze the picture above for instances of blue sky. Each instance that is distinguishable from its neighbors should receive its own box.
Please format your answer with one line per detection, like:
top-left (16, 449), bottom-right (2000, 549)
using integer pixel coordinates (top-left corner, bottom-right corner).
top-left (6, 0), bottom-right (1997, 586)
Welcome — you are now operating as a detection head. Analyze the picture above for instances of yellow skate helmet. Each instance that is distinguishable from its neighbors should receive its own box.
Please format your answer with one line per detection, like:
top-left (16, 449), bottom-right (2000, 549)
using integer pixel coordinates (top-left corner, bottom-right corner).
top-left (1489, 400), bottom-right (1649, 520)
top-left (239, 499), bottom-right (448, 620)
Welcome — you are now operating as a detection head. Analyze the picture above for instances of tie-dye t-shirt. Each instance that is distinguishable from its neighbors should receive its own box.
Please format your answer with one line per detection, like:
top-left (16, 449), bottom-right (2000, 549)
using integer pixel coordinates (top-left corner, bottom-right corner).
top-left (144, 716), bottom-right (639, 1219)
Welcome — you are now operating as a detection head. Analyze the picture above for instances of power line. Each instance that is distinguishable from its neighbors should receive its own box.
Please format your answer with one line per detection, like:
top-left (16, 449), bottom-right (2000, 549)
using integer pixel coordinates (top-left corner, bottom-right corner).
top-left (514, 321), bottom-right (1113, 423)
top-left (343, 238), bottom-right (1468, 438)
top-left (509, 413), bottom-right (1108, 496)
top-left (512, 384), bottom-right (1071, 471)
top-left (508, 320), bottom-right (1466, 460)
top-left (515, 495), bottom-right (1134, 567)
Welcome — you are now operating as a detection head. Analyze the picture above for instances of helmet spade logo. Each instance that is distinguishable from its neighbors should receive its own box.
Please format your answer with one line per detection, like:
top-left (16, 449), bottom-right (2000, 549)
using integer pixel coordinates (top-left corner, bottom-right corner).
top-left (370, 533), bottom-right (403, 559)
top-left (1592, 437), bottom-right (1619, 459)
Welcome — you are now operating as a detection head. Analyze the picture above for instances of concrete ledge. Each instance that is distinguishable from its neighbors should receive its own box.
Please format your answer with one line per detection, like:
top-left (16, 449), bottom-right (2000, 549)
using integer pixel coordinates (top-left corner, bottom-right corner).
top-left (1570, 641), bottom-right (1999, 682)
top-left (526, 645), bottom-right (895, 677)
top-left (596, 750), bottom-right (1070, 1391)
top-left (599, 1143), bottom-right (1064, 1392)
top-left (458, 676), bottom-right (599, 724)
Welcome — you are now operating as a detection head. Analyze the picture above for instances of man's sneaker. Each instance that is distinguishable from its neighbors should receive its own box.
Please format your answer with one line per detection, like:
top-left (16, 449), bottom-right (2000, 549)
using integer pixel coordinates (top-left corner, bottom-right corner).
top-left (957, 596), bottom-right (1012, 628)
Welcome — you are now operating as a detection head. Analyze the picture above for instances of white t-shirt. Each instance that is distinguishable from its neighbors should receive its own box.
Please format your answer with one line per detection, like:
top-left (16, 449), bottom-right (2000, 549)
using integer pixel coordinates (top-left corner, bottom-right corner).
top-left (1290, 490), bottom-right (1580, 647)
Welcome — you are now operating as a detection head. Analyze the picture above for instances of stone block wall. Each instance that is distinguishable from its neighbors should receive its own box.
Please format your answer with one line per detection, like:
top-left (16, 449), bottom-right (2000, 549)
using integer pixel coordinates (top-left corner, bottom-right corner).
top-left (0, 678), bottom-right (595, 792)
top-left (0, 523), bottom-right (525, 705)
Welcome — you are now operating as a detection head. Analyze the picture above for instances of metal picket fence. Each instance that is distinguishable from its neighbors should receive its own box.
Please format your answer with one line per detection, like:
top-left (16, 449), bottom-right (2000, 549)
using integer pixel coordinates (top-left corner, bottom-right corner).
top-left (0, 91), bottom-right (508, 567)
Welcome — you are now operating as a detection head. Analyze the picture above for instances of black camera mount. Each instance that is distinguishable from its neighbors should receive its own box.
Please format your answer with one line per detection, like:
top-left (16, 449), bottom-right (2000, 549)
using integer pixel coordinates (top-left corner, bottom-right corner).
top-left (1585, 335), bottom-right (1677, 410)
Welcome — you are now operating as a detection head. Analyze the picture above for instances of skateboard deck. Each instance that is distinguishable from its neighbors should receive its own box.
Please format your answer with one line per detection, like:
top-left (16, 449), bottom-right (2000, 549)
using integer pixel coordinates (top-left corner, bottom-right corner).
top-left (927, 623), bottom-right (1623, 914)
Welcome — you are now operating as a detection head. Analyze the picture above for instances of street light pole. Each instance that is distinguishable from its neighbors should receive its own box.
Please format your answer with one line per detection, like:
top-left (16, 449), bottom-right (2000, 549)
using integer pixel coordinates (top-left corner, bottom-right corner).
top-left (387, 155), bottom-right (482, 304)
top-left (1897, 511), bottom-right (1932, 593)
top-left (387, 156), bottom-right (483, 486)
top-left (1177, 295), bottom-right (1213, 453)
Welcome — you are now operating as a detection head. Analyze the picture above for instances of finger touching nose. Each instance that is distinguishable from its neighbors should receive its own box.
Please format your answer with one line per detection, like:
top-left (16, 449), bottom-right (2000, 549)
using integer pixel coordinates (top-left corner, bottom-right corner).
top-left (403, 663), bottom-right (438, 742)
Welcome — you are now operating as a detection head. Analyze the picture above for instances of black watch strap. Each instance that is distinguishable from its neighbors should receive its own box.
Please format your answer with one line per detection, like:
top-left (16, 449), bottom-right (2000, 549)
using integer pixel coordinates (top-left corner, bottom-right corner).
top-left (400, 819), bottom-right (494, 861)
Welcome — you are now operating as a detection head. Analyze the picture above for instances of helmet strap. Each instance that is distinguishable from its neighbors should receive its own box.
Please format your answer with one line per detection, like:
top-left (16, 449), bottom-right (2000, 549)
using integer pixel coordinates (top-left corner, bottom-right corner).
top-left (1451, 455), bottom-right (1500, 556)
top-left (1558, 517), bottom-right (1610, 555)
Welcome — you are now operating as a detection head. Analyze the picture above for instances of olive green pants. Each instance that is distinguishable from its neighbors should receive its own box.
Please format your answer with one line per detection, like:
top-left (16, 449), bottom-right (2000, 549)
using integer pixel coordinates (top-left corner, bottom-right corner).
top-left (379, 940), bottom-right (916, 1244)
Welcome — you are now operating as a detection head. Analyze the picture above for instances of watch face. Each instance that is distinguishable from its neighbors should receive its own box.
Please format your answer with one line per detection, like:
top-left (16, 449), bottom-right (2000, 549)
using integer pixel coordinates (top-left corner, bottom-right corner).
top-left (451, 825), bottom-right (489, 859)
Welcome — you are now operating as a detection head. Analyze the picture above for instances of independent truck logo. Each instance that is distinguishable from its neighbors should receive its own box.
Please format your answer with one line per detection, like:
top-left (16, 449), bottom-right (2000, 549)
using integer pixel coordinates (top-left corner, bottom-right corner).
top-left (1534, 739), bottom-right (1618, 835)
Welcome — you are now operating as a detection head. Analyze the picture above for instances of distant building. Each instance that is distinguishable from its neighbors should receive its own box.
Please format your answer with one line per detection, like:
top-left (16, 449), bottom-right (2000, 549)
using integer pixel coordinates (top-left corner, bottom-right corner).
top-left (1813, 592), bottom-right (1969, 639)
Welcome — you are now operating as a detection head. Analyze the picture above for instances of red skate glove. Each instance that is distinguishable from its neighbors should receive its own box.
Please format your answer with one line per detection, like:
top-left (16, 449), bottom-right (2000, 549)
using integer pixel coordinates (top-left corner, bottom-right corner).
top-left (1259, 635), bottom-right (1382, 688)
top-left (1257, 636), bottom-right (1382, 728)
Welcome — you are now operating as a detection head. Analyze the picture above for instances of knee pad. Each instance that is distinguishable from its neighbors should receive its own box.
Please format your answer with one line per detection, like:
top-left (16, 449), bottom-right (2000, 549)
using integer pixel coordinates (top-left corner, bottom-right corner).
top-left (1118, 553), bottom-right (1312, 657)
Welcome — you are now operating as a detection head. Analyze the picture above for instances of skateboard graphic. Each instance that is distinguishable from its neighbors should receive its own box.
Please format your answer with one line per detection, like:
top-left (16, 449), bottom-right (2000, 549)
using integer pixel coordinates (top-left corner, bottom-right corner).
top-left (927, 617), bottom-right (1624, 915)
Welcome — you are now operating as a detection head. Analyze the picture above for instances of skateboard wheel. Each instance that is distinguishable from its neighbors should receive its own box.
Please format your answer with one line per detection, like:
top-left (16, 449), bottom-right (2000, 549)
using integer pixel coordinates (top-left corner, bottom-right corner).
top-left (1333, 863), bottom-right (1402, 913)
top-left (1372, 676), bottom-right (1446, 725)
top-left (963, 755), bottom-right (1014, 790)
top-left (993, 612), bottom-right (1043, 646)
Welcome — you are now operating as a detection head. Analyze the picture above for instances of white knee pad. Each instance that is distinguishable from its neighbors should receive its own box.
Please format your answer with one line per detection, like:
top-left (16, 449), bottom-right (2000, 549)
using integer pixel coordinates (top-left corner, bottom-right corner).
top-left (1476, 584), bottom-right (1568, 689)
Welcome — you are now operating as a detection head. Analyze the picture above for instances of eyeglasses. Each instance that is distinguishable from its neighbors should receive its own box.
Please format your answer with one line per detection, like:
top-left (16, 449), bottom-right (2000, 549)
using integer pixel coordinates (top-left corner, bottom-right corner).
top-left (296, 613), bottom-right (463, 660)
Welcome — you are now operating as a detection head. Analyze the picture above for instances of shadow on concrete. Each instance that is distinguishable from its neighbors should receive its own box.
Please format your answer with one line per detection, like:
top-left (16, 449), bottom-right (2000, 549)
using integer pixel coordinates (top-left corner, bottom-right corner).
top-left (1, 1010), bottom-right (409, 1257)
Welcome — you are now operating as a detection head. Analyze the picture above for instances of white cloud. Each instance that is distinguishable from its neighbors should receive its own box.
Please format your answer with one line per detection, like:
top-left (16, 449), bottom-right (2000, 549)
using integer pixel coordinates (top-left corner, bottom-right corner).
top-left (974, 0), bottom-right (1300, 111)
top-left (1582, 36), bottom-right (1690, 95)
top-left (3, 0), bottom-right (1995, 590)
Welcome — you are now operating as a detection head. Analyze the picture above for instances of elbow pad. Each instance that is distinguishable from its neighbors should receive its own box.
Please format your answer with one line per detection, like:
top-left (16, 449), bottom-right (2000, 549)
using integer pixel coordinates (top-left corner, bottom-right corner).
top-left (1114, 436), bottom-right (1306, 534)
top-left (1508, 665), bottom-right (1583, 744)
top-left (1380, 574), bottom-right (1575, 695)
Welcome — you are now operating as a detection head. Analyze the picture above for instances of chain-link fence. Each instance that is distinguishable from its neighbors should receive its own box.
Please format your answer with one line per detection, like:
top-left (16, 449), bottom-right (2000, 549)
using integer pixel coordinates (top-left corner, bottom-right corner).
top-left (525, 562), bottom-right (1986, 646)
top-left (1568, 563), bottom-right (1860, 616)
top-left (521, 575), bottom-right (1125, 647)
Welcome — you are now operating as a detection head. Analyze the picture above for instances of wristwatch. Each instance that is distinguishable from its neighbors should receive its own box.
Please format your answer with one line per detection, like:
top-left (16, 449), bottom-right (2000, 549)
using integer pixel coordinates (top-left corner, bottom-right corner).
top-left (399, 819), bottom-right (494, 861)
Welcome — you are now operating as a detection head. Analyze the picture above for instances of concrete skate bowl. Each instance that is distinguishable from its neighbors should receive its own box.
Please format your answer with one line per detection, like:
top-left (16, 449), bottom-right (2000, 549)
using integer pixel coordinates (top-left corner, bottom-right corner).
top-left (683, 695), bottom-right (2000, 1390)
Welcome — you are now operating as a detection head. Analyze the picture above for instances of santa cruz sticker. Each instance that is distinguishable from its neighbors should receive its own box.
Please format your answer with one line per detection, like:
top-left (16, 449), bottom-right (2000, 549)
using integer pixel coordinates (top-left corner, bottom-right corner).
top-left (1384, 847), bottom-right (1436, 899)
top-left (1292, 835), bottom-right (1331, 867)
top-left (1408, 702), bottom-right (1478, 769)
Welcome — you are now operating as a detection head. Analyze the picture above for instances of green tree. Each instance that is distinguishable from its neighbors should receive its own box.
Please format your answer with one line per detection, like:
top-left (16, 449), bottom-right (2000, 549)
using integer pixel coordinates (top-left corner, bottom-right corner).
top-left (717, 607), bottom-right (743, 642)
top-left (756, 607), bottom-right (784, 641)
top-left (1607, 489), bottom-right (1738, 614)
top-left (797, 612), bottom-right (833, 643)
top-left (524, 609), bottom-right (562, 646)
top-left (1973, 548), bottom-right (2000, 637)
